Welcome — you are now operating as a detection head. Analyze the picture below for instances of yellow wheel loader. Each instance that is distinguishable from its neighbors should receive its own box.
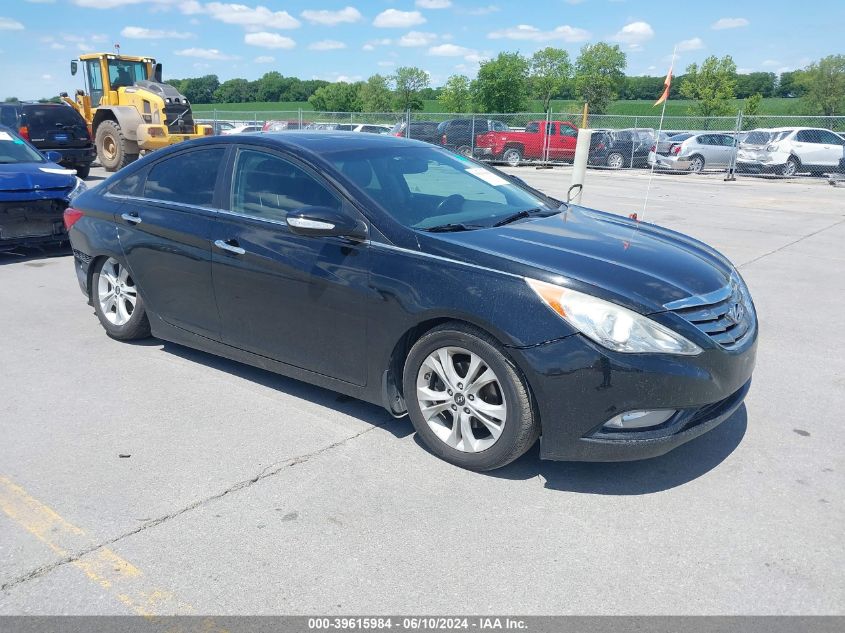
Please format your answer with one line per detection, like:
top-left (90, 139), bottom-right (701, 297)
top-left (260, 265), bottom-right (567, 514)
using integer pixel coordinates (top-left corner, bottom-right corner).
top-left (61, 53), bottom-right (211, 171)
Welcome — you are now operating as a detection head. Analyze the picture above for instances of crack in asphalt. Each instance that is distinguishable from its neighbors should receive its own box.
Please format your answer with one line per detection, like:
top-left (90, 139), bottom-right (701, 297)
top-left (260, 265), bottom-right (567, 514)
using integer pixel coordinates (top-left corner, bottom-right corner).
top-left (738, 218), bottom-right (845, 269)
top-left (0, 422), bottom-right (386, 593)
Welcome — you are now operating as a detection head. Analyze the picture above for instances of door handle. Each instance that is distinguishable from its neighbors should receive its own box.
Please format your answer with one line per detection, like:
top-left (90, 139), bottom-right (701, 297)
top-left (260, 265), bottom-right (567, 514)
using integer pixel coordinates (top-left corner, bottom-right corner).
top-left (120, 212), bottom-right (142, 225)
top-left (214, 239), bottom-right (246, 255)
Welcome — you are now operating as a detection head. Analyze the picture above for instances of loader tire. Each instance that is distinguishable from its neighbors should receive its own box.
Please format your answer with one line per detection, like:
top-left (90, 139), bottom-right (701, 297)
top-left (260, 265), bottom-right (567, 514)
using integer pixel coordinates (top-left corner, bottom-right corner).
top-left (96, 120), bottom-right (139, 172)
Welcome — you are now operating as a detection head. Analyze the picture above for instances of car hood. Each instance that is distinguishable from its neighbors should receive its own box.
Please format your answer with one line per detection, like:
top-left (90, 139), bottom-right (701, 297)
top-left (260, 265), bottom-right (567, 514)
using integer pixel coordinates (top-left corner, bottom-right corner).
top-left (420, 206), bottom-right (734, 314)
top-left (0, 161), bottom-right (76, 194)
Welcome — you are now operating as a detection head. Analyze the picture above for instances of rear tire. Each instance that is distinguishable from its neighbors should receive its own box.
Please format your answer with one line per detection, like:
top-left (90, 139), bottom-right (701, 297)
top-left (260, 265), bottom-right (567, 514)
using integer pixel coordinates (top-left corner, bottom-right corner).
top-left (606, 152), bottom-right (625, 169)
top-left (688, 154), bottom-right (705, 173)
top-left (95, 120), bottom-right (139, 172)
top-left (403, 323), bottom-right (539, 471)
top-left (457, 145), bottom-right (473, 157)
top-left (92, 257), bottom-right (151, 340)
top-left (74, 165), bottom-right (91, 179)
top-left (502, 147), bottom-right (523, 167)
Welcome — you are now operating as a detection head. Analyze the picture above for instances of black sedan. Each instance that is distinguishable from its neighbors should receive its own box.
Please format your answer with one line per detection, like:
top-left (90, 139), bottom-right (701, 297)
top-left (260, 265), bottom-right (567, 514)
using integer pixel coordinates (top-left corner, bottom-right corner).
top-left (65, 132), bottom-right (757, 471)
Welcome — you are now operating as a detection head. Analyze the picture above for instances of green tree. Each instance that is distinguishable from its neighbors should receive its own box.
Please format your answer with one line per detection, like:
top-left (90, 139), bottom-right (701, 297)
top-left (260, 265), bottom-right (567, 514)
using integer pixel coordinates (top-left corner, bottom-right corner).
top-left (679, 55), bottom-right (737, 117)
top-left (358, 74), bottom-right (394, 112)
top-left (574, 42), bottom-right (626, 114)
top-left (800, 55), bottom-right (845, 116)
top-left (438, 74), bottom-right (472, 113)
top-left (256, 71), bottom-right (285, 102)
top-left (213, 78), bottom-right (253, 103)
top-left (743, 92), bottom-right (763, 128)
top-left (474, 52), bottom-right (529, 112)
top-left (4, 97), bottom-right (20, 103)
top-left (308, 82), bottom-right (362, 111)
top-left (776, 71), bottom-right (806, 97)
top-left (392, 67), bottom-right (429, 111)
top-left (179, 74), bottom-right (220, 104)
top-left (530, 47), bottom-right (571, 113)
top-left (735, 72), bottom-right (776, 98)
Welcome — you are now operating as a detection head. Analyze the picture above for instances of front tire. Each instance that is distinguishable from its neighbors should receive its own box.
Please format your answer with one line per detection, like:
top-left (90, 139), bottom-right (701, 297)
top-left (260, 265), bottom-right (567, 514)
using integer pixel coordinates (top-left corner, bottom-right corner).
top-left (782, 156), bottom-right (800, 177)
top-left (403, 323), bottom-right (539, 471)
top-left (92, 257), bottom-right (151, 340)
top-left (95, 120), bottom-right (139, 172)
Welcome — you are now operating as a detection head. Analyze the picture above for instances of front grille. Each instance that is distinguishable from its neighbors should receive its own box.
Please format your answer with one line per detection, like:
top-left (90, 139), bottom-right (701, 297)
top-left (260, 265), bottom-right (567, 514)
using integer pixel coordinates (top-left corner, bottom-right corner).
top-left (0, 198), bottom-right (68, 240)
top-left (669, 276), bottom-right (755, 349)
top-left (163, 103), bottom-right (196, 134)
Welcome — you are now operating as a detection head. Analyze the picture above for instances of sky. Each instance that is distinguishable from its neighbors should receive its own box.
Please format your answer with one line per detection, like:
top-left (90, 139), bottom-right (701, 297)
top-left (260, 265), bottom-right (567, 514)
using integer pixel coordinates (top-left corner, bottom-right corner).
top-left (0, 0), bottom-right (842, 100)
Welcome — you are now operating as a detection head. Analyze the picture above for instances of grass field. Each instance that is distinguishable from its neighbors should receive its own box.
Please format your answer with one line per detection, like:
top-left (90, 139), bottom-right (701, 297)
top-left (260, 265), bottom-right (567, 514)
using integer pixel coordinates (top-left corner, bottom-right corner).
top-left (193, 97), bottom-right (807, 117)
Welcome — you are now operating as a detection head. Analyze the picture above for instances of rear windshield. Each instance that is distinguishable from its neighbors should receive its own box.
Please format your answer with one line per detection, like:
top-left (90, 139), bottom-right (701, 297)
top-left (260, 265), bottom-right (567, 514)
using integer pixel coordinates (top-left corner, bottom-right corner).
top-left (23, 105), bottom-right (85, 130)
top-left (744, 131), bottom-right (772, 145)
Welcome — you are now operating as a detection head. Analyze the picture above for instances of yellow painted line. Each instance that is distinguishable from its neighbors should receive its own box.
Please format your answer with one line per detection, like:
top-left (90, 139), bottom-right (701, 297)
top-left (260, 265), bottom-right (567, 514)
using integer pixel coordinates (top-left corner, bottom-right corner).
top-left (0, 474), bottom-right (194, 617)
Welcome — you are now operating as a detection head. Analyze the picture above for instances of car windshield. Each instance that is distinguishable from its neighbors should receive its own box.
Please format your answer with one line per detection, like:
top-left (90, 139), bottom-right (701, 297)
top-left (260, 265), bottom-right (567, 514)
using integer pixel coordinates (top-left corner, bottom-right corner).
top-left (668, 133), bottom-right (692, 141)
top-left (327, 146), bottom-right (556, 230)
top-left (0, 129), bottom-right (45, 164)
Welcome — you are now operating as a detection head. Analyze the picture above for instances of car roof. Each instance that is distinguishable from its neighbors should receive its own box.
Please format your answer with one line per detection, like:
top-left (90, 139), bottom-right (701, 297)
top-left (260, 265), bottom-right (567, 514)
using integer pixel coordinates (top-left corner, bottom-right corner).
top-left (173, 131), bottom-right (433, 155)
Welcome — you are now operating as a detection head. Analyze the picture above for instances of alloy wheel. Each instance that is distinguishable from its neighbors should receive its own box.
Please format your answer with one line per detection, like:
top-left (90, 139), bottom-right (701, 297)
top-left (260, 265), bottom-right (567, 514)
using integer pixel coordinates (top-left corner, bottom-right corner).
top-left (689, 156), bottom-right (704, 173)
top-left (607, 153), bottom-right (625, 169)
top-left (97, 258), bottom-right (137, 326)
top-left (503, 149), bottom-right (521, 167)
top-left (416, 346), bottom-right (507, 453)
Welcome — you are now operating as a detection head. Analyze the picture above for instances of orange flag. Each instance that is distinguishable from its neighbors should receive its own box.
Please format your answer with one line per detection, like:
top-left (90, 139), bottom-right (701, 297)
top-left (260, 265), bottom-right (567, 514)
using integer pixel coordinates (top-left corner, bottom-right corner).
top-left (654, 65), bottom-right (672, 106)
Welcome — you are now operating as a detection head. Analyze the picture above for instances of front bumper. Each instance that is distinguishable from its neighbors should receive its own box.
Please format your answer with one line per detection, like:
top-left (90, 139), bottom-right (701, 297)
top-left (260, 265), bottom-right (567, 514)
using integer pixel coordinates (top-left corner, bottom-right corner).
top-left (0, 198), bottom-right (68, 248)
top-left (511, 327), bottom-right (757, 462)
top-left (136, 124), bottom-right (212, 151)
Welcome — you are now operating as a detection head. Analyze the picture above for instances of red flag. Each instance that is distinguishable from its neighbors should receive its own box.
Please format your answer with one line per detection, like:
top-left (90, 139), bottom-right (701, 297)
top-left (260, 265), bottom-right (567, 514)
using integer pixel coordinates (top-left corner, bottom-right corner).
top-left (654, 65), bottom-right (672, 107)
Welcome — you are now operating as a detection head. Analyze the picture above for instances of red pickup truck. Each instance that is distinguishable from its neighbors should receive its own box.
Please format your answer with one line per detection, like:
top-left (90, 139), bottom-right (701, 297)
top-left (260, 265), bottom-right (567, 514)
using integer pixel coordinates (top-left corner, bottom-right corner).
top-left (474, 120), bottom-right (579, 166)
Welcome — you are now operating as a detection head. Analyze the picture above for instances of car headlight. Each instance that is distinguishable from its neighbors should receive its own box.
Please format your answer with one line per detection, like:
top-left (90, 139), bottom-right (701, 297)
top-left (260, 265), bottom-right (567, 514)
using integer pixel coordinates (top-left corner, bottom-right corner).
top-left (67, 177), bottom-right (87, 202)
top-left (525, 278), bottom-right (702, 355)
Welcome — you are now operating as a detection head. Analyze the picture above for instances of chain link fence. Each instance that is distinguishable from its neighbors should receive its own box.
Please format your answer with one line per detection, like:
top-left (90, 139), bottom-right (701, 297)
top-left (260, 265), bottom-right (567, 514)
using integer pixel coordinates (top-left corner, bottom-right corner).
top-left (192, 108), bottom-right (845, 180)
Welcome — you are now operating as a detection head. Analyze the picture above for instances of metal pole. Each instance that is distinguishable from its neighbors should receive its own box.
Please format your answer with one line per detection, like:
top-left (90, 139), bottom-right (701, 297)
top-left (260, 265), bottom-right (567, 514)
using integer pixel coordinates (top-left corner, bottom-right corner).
top-left (725, 110), bottom-right (742, 182)
top-left (299, 108), bottom-right (302, 130)
top-left (631, 116), bottom-right (638, 168)
top-left (569, 128), bottom-right (592, 205)
top-left (581, 102), bottom-right (589, 129)
top-left (406, 109), bottom-right (411, 138)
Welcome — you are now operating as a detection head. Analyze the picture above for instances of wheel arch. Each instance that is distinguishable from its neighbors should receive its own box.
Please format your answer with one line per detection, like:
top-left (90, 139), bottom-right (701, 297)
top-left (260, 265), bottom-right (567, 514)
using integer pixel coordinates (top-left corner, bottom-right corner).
top-left (381, 315), bottom-right (537, 418)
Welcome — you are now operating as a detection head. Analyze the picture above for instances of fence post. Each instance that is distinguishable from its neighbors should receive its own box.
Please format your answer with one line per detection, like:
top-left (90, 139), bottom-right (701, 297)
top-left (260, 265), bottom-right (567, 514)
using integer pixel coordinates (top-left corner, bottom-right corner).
top-left (298, 108), bottom-right (302, 130)
top-left (406, 109), bottom-right (411, 138)
top-left (631, 116), bottom-right (638, 168)
top-left (725, 110), bottom-right (743, 182)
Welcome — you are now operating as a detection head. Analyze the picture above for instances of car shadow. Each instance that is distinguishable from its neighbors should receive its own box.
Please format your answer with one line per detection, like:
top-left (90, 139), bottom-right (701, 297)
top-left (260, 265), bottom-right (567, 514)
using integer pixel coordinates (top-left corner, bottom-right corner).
top-left (490, 406), bottom-right (748, 495)
top-left (158, 341), bottom-right (413, 440)
top-left (0, 243), bottom-right (71, 265)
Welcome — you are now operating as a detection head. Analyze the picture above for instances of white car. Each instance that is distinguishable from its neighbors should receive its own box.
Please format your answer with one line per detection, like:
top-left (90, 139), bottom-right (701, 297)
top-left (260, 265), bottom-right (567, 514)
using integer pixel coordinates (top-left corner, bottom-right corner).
top-left (737, 127), bottom-right (845, 176)
top-left (221, 124), bottom-right (262, 136)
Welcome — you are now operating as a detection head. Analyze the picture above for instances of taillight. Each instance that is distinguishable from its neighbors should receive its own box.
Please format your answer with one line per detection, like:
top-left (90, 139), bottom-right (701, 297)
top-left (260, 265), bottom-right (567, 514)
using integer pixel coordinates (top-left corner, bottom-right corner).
top-left (441, 134), bottom-right (447, 144)
top-left (649, 144), bottom-right (656, 152)
top-left (671, 145), bottom-right (681, 155)
top-left (597, 142), bottom-right (605, 150)
top-left (18, 125), bottom-right (29, 141)
top-left (63, 207), bottom-right (83, 230)
top-left (394, 132), bottom-right (403, 137)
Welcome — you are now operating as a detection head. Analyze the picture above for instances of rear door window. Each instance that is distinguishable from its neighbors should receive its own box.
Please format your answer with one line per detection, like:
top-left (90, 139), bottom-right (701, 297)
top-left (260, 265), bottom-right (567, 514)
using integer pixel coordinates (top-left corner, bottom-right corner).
top-left (144, 148), bottom-right (225, 207)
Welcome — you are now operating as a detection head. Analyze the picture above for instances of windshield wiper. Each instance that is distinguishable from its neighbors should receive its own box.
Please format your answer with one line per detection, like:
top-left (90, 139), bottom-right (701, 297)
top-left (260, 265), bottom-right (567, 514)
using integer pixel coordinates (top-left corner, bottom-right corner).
top-left (422, 223), bottom-right (484, 233)
top-left (492, 207), bottom-right (554, 227)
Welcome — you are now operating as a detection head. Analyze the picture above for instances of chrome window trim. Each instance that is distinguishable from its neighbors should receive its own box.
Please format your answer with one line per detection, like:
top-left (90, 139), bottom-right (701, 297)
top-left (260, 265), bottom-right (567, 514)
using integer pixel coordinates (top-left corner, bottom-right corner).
top-left (104, 192), bottom-right (219, 214)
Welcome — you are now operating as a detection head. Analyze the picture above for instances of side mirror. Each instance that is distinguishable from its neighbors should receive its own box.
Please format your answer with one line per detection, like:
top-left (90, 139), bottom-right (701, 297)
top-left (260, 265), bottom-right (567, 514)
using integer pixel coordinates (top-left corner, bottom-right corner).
top-left (286, 207), bottom-right (367, 241)
top-left (154, 63), bottom-right (163, 83)
top-left (70, 61), bottom-right (78, 76)
top-left (43, 150), bottom-right (63, 164)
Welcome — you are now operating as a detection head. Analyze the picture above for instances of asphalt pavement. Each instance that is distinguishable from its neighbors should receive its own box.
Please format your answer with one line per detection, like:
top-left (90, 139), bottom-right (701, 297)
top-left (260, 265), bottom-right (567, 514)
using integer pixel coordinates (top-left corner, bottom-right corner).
top-left (0, 166), bottom-right (842, 615)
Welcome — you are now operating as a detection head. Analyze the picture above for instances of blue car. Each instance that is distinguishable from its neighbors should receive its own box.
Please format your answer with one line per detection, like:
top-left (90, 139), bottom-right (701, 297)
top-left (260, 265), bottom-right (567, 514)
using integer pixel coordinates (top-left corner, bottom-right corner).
top-left (0, 125), bottom-right (86, 250)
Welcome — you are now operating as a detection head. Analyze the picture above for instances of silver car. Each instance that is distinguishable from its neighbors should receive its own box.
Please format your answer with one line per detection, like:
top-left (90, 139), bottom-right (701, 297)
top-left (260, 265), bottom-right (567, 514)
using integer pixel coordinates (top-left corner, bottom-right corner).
top-left (652, 133), bottom-right (738, 172)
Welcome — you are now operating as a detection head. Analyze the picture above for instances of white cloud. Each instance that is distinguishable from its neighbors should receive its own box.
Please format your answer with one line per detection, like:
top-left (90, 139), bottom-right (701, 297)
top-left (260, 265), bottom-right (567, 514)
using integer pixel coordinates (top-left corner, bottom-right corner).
top-left (398, 31), bottom-right (439, 47)
top-left (428, 43), bottom-right (473, 56)
top-left (416, 0), bottom-right (451, 8)
top-left (121, 26), bottom-right (193, 39)
top-left (612, 21), bottom-right (654, 48)
top-left (0, 17), bottom-right (24, 30)
top-left (175, 47), bottom-right (236, 60)
top-left (362, 38), bottom-right (392, 51)
top-left (254, 55), bottom-right (274, 63)
top-left (377, 61), bottom-right (395, 67)
top-left (204, 3), bottom-right (301, 30)
top-left (42, 74), bottom-right (52, 80)
top-left (373, 9), bottom-right (426, 28)
top-left (676, 37), bottom-right (704, 52)
top-left (301, 6), bottom-right (362, 26)
top-left (712, 17), bottom-right (749, 30)
top-left (488, 24), bottom-right (590, 42)
top-left (308, 39), bottom-right (346, 51)
top-left (459, 5), bottom-right (498, 15)
top-left (244, 31), bottom-right (296, 49)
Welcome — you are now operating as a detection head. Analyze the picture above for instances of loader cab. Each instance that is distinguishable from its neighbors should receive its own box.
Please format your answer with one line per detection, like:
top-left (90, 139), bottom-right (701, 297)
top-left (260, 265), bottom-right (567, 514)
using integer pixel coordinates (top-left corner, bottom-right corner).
top-left (76, 54), bottom-right (153, 107)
